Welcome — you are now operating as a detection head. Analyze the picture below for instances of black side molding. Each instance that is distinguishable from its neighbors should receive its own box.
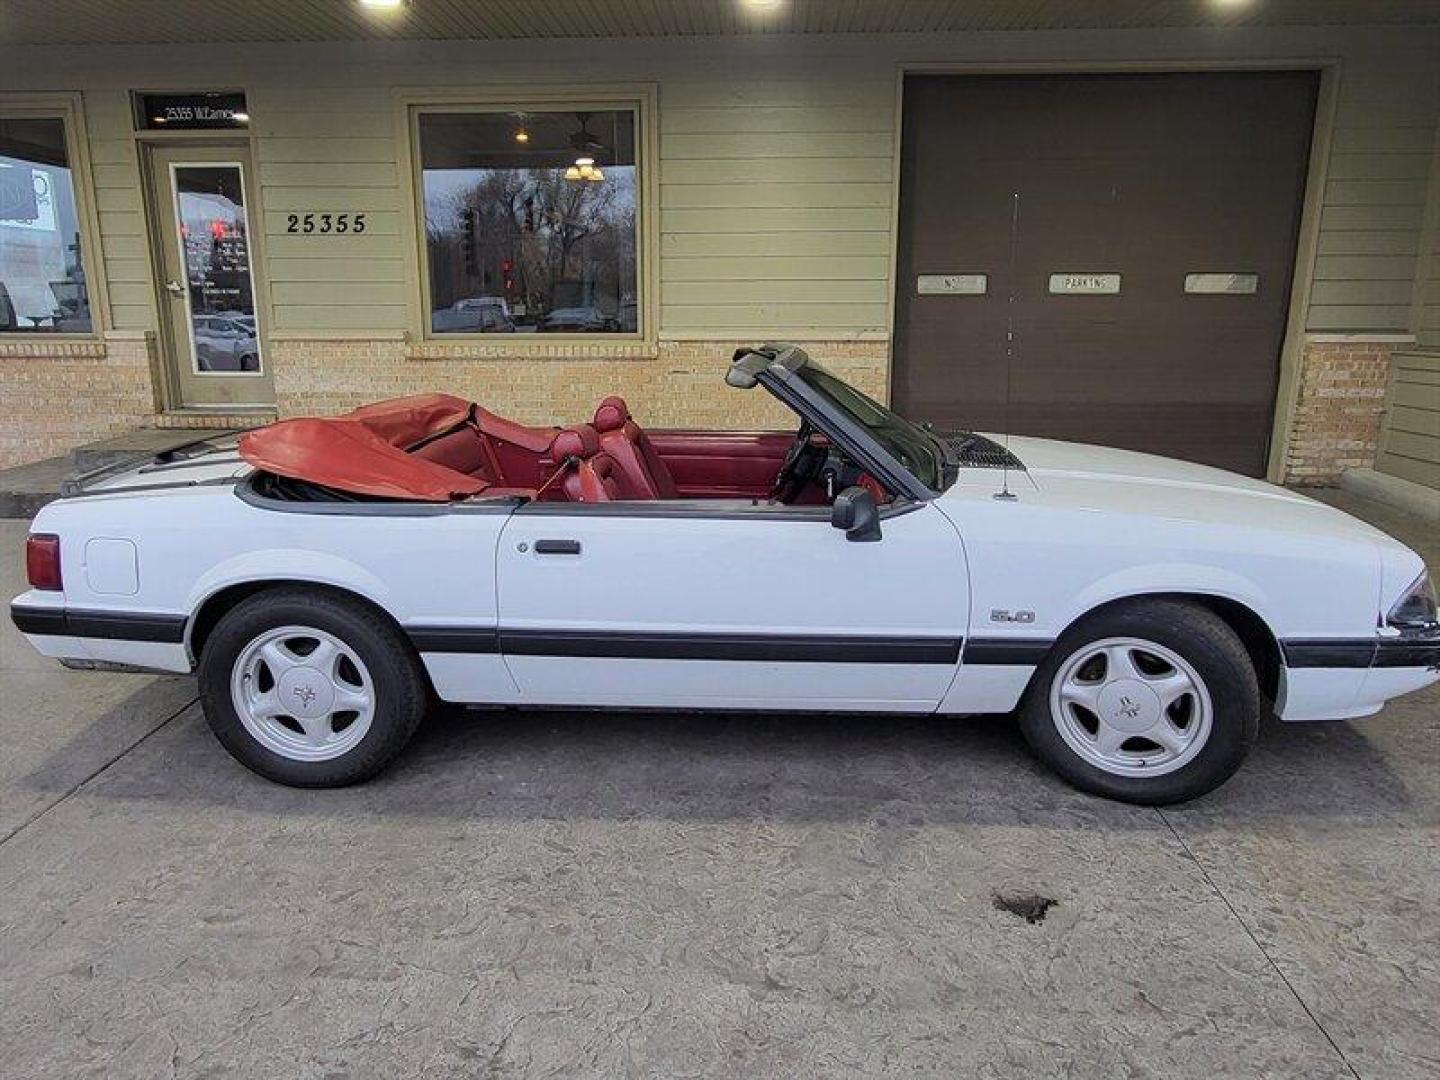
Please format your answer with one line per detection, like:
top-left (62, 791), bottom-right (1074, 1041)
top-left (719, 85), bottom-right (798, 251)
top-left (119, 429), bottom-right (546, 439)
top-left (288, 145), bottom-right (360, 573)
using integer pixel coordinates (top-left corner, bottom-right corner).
top-left (501, 629), bottom-right (961, 664)
top-left (962, 638), bottom-right (1054, 665)
top-left (1280, 639), bottom-right (1377, 669)
top-left (1374, 636), bottom-right (1440, 669)
top-left (405, 626), bottom-right (501, 654)
top-left (1281, 635), bottom-right (1440, 670)
top-left (406, 626), bottom-right (961, 664)
top-left (10, 603), bottom-right (186, 644)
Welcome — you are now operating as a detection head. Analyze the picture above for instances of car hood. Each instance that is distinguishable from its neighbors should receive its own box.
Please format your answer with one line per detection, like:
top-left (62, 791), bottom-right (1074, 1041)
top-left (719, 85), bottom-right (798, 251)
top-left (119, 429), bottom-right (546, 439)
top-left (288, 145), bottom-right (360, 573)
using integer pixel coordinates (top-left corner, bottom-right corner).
top-left (952, 434), bottom-right (1401, 548)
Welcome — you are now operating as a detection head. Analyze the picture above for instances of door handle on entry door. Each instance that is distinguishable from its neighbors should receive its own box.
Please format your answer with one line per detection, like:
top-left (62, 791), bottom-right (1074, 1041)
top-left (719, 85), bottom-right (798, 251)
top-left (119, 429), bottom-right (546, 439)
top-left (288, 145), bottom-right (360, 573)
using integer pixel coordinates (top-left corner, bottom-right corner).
top-left (164, 280), bottom-right (185, 297)
top-left (533, 539), bottom-right (582, 556)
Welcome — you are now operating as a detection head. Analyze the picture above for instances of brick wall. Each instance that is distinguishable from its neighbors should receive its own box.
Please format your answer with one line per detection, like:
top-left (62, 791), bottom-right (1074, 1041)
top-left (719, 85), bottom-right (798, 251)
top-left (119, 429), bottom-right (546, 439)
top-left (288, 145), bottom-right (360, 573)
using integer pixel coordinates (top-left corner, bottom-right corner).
top-left (0, 333), bottom-right (158, 469)
top-left (0, 332), bottom-right (1405, 487)
top-left (0, 335), bottom-right (886, 471)
top-left (1282, 339), bottom-right (1396, 485)
top-left (269, 338), bottom-right (891, 431)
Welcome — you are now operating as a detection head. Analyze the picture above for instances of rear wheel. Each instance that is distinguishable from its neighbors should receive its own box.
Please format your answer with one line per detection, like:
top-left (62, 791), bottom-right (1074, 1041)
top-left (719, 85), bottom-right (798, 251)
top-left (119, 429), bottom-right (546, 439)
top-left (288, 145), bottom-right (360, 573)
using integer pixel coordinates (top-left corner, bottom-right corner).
top-left (198, 589), bottom-right (428, 786)
top-left (1017, 599), bottom-right (1260, 804)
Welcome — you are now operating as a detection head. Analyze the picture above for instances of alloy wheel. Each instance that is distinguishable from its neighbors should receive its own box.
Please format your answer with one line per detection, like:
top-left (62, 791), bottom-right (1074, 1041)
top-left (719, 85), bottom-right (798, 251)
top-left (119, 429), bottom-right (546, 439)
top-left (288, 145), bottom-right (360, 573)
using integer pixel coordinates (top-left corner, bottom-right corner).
top-left (1048, 636), bottom-right (1214, 777)
top-left (230, 625), bottom-right (375, 762)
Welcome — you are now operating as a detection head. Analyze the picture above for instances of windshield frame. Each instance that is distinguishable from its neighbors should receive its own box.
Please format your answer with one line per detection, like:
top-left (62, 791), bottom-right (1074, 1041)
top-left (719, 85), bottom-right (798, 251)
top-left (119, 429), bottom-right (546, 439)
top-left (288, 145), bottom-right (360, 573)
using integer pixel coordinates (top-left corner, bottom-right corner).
top-left (735, 344), bottom-right (955, 500)
top-left (790, 363), bottom-right (953, 492)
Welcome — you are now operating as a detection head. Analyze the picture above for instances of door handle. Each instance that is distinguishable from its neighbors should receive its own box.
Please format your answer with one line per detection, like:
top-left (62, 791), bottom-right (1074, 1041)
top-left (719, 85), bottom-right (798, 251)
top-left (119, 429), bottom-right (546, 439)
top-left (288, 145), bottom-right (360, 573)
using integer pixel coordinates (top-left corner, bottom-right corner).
top-left (164, 280), bottom-right (185, 297)
top-left (533, 539), bottom-right (581, 555)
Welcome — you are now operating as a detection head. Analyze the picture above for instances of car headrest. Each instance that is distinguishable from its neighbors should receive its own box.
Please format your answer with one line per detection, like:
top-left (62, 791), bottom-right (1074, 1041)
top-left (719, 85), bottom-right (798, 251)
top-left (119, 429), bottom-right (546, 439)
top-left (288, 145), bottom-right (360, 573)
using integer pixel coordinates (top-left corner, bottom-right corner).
top-left (592, 395), bottom-right (631, 434)
top-left (549, 423), bottom-right (600, 461)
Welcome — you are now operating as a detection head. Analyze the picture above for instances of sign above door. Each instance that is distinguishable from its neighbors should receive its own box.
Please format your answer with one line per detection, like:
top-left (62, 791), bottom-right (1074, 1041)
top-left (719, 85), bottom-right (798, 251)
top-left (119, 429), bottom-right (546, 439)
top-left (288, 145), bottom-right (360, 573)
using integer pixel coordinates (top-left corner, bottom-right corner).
top-left (135, 92), bottom-right (249, 131)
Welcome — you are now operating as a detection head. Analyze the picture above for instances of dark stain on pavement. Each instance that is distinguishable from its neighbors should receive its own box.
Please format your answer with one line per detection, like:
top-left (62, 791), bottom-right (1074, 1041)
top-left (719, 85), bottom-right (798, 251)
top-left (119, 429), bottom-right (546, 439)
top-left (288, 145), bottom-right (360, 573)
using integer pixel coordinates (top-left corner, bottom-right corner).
top-left (993, 891), bottom-right (1058, 924)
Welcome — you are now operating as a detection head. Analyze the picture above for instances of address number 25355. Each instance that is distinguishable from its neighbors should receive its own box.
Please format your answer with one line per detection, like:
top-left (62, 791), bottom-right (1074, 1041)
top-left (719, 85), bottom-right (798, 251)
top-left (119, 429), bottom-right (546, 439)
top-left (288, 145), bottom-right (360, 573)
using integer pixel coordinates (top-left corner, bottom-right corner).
top-left (285, 212), bottom-right (367, 234)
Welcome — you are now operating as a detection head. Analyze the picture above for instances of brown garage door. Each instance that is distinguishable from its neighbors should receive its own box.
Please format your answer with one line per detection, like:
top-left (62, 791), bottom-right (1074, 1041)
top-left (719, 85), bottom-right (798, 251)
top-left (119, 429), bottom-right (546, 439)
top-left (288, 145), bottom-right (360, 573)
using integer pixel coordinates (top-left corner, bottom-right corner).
top-left (892, 72), bottom-right (1318, 477)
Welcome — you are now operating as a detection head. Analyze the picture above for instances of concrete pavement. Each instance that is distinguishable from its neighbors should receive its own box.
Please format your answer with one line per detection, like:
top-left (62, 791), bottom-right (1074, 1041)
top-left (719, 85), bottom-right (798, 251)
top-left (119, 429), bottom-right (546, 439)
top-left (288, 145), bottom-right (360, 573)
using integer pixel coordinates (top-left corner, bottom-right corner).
top-left (0, 495), bottom-right (1435, 1078)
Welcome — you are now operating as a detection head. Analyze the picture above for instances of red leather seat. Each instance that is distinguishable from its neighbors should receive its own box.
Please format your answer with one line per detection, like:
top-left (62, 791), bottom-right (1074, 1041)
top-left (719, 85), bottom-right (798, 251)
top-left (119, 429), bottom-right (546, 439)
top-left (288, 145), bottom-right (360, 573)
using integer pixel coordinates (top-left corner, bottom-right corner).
top-left (592, 396), bottom-right (678, 499)
top-left (565, 454), bottom-right (622, 502)
top-left (546, 423), bottom-right (599, 467)
top-left (543, 424), bottom-right (620, 503)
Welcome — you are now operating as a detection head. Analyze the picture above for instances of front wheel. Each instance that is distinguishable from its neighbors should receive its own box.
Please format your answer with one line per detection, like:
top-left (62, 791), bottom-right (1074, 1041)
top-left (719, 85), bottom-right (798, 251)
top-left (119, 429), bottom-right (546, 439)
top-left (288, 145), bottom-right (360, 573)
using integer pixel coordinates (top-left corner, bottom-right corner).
top-left (198, 589), bottom-right (429, 786)
top-left (1017, 599), bottom-right (1260, 804)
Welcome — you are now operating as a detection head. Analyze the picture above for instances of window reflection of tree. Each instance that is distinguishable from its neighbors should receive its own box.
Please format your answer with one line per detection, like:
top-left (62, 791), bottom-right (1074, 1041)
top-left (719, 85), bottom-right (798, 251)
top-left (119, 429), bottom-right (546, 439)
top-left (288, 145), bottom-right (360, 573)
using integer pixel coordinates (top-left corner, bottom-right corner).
top-left (427, 165), bottom-right (636, 323)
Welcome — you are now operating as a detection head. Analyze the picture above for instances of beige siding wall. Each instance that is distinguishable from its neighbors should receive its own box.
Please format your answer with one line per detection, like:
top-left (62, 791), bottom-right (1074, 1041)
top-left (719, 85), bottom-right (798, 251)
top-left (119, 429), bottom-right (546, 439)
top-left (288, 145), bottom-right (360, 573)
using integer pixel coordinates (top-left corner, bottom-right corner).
top-left (1414, 124), bottom-right (1440, 349)
top-left (658, 77), bottom-right (894, 338)
top-left (1311, 60), bottom-right (1440, 332)
top-left (249, 85), bottom-right (407, 332)
top-left (2, 25), bottom-right (1440, 477)
top-left (82, 89), bottom-right (154, 332)
top-left (1375, 353), bottom-right (1440, 488)
top-left (3, 26), bottom-right (1435, 347)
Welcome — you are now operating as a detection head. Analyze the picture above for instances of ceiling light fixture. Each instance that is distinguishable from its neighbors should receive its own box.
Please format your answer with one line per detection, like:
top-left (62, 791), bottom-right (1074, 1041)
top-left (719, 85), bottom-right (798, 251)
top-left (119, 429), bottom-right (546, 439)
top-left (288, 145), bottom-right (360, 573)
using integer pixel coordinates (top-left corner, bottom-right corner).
top-left (358, 0), bottom-right (404, 11)
top-left (564, 113), bottom-right (609, 182)
top-left (742, 0), bottom-right (784, 9)
top-left (566, 157), bottom-right (604, 182)
top-left (513, 128), bottom-right (530, 144)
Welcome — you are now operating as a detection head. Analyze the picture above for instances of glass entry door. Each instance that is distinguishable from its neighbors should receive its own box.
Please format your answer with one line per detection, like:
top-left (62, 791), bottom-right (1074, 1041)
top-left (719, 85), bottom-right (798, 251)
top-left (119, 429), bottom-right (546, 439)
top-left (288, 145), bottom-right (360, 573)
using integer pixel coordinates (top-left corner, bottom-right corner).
top-left (147, 144), bottom-right (273, 407)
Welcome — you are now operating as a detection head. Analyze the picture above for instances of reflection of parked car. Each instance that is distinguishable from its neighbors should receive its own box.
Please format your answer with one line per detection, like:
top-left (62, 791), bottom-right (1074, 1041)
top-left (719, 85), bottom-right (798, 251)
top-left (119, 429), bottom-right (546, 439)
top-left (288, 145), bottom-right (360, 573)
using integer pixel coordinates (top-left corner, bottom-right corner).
top-left (540, 305), bottom-right (616, 333)
top-left (193, 315), bottom-right (259, 372)
top-left (432, 297), bottom-right (515, 334)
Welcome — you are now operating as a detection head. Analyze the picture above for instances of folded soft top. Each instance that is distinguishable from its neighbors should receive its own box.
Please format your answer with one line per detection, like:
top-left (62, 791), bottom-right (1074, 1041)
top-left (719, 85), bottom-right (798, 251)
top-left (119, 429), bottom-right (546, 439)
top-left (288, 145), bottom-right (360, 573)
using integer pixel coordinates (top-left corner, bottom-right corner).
top-left (239, 393), bottom-right (510, 502)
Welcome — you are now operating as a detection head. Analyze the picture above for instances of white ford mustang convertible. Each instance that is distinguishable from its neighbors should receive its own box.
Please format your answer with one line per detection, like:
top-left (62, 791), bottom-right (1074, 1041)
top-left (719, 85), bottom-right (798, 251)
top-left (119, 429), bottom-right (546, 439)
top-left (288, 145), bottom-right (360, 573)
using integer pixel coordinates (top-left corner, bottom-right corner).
top-left (11, 344), bottom-right (1439, 803)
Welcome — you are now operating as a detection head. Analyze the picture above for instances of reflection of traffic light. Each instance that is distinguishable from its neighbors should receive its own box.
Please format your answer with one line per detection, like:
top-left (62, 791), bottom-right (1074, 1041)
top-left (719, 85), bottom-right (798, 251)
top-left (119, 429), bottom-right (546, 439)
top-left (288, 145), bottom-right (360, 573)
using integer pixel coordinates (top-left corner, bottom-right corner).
top-left (461, 209), bottom-right (478, 276)
top-left (501, 258), bottom-right (514, 293)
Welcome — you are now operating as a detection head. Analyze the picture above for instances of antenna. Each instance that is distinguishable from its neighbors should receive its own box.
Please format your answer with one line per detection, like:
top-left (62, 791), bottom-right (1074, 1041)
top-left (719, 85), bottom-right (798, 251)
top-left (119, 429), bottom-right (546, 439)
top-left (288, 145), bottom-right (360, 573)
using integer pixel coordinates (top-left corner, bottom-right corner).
top-left (996, 191), bottom-right (1020, 501)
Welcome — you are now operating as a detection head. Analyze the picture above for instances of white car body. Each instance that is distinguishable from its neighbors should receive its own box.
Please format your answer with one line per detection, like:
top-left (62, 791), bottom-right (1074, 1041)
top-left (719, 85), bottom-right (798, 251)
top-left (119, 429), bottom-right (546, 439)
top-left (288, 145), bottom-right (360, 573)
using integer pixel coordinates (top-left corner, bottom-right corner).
top-left (11, 428), bottom-right (1437, 726)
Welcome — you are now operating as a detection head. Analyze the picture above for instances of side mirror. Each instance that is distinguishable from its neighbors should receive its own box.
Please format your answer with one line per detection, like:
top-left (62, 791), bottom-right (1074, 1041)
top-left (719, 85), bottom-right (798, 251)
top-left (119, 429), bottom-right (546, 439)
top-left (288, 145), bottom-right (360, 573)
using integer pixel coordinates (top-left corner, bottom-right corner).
top-left (832, 486), bottom-right (882, 542)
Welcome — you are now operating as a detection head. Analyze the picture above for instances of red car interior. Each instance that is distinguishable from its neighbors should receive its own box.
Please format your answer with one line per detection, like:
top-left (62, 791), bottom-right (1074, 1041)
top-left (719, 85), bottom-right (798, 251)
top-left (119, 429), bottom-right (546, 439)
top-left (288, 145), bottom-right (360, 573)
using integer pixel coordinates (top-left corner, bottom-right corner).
top-left (241, 391), bottom-right (869, 505)
top-left (646, 430), bottom-right (795, 499)
top-left (411, 408), bottom-right (559, 488)
top-left (591, 395), bottom-right (680, 499)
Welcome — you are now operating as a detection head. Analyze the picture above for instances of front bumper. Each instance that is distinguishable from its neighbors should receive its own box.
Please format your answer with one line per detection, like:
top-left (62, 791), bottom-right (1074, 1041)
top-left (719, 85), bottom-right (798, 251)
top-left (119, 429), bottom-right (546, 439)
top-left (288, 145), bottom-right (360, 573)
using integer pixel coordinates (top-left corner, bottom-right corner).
top-left (1279, 628), bottom-right (1440, 721)
top-left (1373, 630), bottom-right (1440, 670)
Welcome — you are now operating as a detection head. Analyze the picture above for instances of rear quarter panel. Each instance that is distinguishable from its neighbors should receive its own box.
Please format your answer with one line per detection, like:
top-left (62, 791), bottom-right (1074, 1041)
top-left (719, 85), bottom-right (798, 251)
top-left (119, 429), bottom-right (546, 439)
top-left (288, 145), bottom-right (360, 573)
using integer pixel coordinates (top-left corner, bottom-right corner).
top-left (25, 485), bottom-right (511, 668)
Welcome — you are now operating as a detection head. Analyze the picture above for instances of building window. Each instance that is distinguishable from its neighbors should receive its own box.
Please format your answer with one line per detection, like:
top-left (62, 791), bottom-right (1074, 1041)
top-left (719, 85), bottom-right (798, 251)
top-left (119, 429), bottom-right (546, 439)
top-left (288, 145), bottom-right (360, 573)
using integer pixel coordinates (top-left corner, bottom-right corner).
top-left (0, 116), bottom-right (92, 333)
top-left (417, 107), bottom-right (639, 336)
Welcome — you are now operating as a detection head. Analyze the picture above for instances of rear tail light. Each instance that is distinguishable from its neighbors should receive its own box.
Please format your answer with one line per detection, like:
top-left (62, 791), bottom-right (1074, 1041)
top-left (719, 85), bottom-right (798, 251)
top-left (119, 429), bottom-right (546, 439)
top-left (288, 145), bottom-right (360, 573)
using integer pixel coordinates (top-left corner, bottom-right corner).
top-left (25, 533), bottom-right (62, 591)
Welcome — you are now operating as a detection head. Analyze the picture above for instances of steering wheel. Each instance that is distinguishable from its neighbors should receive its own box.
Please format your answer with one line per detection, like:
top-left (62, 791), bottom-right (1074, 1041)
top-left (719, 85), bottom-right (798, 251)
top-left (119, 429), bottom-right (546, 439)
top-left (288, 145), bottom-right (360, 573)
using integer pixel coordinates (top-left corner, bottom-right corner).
top-left (771, 420), bottom-right (825, 502)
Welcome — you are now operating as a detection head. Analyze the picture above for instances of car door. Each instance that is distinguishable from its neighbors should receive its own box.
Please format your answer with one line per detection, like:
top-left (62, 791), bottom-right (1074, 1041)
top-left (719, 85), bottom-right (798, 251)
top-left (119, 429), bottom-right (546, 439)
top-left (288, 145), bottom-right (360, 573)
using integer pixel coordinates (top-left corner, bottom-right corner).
top-left (192, 318), bottom-right (219, 369)
top-left (495, 500), bottom-right (969, 710)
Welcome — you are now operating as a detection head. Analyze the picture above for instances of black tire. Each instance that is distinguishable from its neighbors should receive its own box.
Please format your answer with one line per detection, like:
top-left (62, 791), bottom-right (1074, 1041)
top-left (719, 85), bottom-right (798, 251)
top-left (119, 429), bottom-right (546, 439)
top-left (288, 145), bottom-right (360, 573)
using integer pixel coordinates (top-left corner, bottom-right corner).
top-left (197, 588), bottom-right (429, 787)
top-left (1016, 599), bottom-right (1260, 805)
top-left (238, 353), bottom-right (258, 372)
